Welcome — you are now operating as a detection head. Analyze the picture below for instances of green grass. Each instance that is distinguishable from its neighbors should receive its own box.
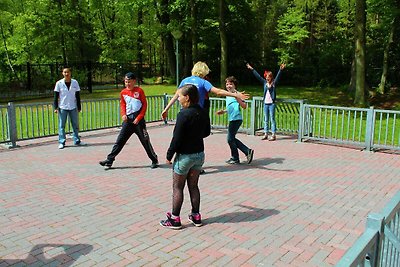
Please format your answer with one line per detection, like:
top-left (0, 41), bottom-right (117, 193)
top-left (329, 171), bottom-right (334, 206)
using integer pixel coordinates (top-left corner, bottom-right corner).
top-left (2, 84), bottom-right (399, 147)
top-left (10, 84), bottom-right (352, 107)
top-left (5, 83), bottom-right (400, 111)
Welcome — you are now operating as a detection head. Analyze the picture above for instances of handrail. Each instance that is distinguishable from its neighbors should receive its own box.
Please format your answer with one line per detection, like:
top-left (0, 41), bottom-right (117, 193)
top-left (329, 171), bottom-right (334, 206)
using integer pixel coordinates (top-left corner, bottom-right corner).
top-left (1, 96), bottom-right (399, 152)
top-left (336, 192), bottom-right (400, 267)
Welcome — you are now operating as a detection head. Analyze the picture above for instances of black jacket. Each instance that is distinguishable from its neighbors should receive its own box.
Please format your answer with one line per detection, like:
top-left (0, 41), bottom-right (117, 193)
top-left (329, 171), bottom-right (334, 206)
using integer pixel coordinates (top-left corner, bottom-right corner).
top-left (167, 104), bottom-right (211, 161)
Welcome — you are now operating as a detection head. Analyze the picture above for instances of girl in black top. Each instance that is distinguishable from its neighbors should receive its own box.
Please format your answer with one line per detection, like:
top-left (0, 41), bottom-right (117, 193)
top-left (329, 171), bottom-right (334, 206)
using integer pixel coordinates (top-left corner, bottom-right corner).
top-left (160, 84), bottom-right (211, 229)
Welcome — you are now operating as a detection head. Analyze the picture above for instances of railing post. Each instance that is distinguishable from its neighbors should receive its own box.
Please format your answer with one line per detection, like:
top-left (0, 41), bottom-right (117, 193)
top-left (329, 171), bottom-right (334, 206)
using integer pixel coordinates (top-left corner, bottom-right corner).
top-left (365, 213), bottom-right (384, 267)
top-left (250, 97), bottom-right (256, 135)
top-left (365, 106), bottom-right (375, 151)
top-left (298, 100), bottom-right (305, 143)
top-left (163, 93), bottom-right (168, 124)
top-left (7, 102), bottom-right (18, 148)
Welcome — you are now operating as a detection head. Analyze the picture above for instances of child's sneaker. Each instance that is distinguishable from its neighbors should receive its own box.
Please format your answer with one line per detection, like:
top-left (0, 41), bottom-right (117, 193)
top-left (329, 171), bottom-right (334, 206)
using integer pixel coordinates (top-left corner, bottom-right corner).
top-left (99, 159), bottom-right (113, 168)
top-left (226, 158), bottom-right (240, 164)
top-left (160, 212), bottom-right (182, 230)
top-left (188, 213), bottom-right (202, 227)
top-left (246, 149), bottom-right (254, 164)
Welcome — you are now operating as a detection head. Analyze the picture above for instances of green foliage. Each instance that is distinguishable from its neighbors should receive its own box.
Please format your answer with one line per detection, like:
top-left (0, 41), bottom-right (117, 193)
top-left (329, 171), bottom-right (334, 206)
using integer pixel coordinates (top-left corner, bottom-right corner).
top-left (275, 7), bottom-right (309, 65)
top-left (0, 0), bottom-right (399, 97)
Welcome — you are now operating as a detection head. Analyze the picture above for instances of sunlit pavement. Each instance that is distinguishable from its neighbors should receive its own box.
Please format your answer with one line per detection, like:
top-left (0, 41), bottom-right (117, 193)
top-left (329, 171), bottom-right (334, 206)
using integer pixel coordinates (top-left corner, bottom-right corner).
top-left (1, 122), bottom-right (399, 266)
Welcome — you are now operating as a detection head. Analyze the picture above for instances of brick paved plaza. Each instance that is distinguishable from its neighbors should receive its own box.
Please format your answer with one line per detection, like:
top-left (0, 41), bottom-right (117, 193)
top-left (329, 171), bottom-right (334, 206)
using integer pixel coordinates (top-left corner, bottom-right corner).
top-left (1, 122), bottom-right (400, 266)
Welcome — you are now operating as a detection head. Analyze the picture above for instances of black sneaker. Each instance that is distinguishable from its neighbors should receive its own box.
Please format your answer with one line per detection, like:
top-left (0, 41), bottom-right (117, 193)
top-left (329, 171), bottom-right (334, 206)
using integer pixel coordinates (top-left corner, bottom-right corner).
top-left (188, 213), bottom-right (202, 227)
top-left (160, 212), bottom-right (182, 230)
top-left (151, 161), bottom-right (159, 169)
top-left (226, 158), bottom-right (240, 164)
top-left (247, 149), bottom-right (254, 164)
top-left (99, 159), bottom-right (113, 168)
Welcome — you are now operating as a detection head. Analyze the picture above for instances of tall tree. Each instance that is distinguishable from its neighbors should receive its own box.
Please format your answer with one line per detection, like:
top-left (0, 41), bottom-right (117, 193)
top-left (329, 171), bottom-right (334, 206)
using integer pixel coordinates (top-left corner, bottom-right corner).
top-left (368, 0), bottom-right (399, 94)
top-left (190, 0), bottom-right (198, 62)
top-left (378, 17), bottom-right (395, 94)
top-left (219, 0), bottom-right (228, 85)
top-left (354, 0), bottom-right (367, 106)
top-left (0, 21), bottom-right (17, 80)
top-left (137, 6), bottom-right (144, 82)
top-left (154, 0), bottom-right (176, 79)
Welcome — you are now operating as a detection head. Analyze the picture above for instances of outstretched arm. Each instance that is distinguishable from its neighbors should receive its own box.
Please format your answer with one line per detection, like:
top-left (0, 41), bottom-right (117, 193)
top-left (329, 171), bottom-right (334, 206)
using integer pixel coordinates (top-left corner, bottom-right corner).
top-left (161, 90), bottom-right (179, 120)
top-left (210, 87), bottom-right (250, 101)
top-left (216, 109), bottom-right (226, 115)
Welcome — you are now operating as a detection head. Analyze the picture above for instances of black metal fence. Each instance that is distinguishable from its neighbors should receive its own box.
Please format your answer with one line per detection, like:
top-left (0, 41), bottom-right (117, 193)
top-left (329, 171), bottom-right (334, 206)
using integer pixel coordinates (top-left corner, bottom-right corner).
top-left (0, 62), bottom-right (165, 99)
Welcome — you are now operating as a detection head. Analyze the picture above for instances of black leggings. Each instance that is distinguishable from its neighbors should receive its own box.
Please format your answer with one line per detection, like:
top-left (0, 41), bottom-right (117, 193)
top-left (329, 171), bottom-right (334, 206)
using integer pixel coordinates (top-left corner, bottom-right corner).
top-left (172, 169), bottom-right (201, 217)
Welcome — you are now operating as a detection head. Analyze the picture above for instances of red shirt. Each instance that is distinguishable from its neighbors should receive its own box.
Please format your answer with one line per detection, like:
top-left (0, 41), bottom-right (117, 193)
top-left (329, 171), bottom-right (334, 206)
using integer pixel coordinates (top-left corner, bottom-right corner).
top-left (120, 86), bottom-right (147, 122)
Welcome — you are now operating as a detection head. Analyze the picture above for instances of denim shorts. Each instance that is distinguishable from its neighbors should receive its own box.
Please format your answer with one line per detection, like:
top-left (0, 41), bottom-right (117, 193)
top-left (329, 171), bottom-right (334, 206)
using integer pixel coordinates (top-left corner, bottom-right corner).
top-left (173, 152), bottom-right (205, 175)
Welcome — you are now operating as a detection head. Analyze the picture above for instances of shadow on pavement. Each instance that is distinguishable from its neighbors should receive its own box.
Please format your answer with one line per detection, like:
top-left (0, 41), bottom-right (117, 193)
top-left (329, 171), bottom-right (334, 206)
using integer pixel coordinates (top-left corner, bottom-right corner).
top-left (203, 157), bottom-right (292, 174)
top-left (0, 243), bottom-right (93, 266)
top-left (204, 204), bottom-right (279, 224)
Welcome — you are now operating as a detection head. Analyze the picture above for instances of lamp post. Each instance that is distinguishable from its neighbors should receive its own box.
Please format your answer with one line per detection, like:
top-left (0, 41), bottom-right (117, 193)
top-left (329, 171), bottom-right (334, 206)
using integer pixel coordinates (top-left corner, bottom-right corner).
top-left (171, 30), bottom-right (183, 87)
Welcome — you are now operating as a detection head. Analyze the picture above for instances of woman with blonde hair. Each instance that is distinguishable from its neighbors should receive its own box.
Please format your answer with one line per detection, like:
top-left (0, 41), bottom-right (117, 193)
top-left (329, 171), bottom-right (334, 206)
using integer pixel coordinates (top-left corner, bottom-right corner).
top-left (161, 61), bottom-right (249, 120)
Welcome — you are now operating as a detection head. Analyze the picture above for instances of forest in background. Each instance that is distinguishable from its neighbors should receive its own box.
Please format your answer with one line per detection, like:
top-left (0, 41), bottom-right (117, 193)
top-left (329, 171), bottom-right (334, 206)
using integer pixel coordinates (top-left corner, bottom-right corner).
top-left (0, 0), bottom-right (399, 107)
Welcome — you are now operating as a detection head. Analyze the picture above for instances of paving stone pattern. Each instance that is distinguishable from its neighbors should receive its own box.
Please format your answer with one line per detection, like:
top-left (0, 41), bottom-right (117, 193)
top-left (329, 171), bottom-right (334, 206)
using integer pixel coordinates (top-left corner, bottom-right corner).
top-left (1, 123), bottom-right (400, 266)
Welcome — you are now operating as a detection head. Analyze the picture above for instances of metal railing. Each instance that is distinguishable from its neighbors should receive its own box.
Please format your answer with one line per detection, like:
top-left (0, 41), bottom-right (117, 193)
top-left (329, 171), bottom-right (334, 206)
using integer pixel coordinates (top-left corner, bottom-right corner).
top-left (336, 191), bottom-right (400, 267)
top-left (0, 95), bottom-right (166, 147)
top-left (0, 95), bottom-right (303, 147)
top-left (299, 105), bottom-right (400, 151)
top-left (1, 96), bottom-right (399, 153)
top-left (163, 96), bottom-right (304, 136)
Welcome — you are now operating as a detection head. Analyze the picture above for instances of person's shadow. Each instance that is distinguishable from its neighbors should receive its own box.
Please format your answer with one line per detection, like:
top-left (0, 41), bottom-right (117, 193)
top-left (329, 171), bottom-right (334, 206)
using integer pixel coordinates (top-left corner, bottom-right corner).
top-left (203, 204), bottom-right (279, 224)
top-left (0, 243), bottom-right (93, 266)
top-left (203, 157), bottom-right (292, 174)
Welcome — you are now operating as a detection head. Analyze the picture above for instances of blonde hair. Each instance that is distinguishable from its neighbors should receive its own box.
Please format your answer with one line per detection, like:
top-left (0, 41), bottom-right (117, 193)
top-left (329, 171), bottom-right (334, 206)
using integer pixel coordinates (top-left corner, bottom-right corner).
top-left (191, 61), bottom-right (210, 78)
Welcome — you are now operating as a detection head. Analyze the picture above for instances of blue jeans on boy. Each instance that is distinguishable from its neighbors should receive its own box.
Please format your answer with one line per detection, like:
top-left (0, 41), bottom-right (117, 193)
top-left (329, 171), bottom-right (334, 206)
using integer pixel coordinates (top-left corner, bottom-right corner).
top-left (58, 108), bottom-right (80, 145)
top-left (264, 103), bottom-right (276, 134)
top-left (227, 120), bottom-right (250, 161)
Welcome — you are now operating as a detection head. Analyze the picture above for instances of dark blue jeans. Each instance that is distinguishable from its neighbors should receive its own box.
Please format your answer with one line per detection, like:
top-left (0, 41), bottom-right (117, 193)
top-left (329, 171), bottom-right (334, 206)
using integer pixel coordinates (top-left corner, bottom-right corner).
top-left (227, 120), bottom-right (250, 161)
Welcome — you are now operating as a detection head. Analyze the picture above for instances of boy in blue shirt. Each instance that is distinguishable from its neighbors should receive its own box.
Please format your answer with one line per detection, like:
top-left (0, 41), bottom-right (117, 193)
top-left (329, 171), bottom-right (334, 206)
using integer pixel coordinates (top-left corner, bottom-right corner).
top-left (216, 76), bottom-right (254, 164)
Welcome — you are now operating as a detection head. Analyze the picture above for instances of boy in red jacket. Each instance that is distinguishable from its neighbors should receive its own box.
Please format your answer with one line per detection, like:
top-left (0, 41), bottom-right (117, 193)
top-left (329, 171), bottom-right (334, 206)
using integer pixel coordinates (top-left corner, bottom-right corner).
top-left (99, 72), bottom-right (158, 169)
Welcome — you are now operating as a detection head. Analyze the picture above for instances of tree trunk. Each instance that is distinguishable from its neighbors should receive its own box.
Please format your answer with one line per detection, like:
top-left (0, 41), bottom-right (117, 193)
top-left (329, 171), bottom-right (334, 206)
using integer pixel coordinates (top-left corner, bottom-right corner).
top-left (348, 59), bottom-right (356, 94)
top-left (57, 0), bottom-right (67, 65)
top-left (378, 19), bottom-right (395, 94)
top-left (219, 0), bottom-right (228, 86)
top-left (190, 0), bottom-right (198, 62)
top-left (137, 7), bottom-right (144, 83)
top-left (354, 0), bottom-right (367, 106)
top-left (155, 0), bottom-right (175, 79)
top-left (71, 0), bottom-right (85, 61)
top-left (0, 21), bottom-right (18, 81)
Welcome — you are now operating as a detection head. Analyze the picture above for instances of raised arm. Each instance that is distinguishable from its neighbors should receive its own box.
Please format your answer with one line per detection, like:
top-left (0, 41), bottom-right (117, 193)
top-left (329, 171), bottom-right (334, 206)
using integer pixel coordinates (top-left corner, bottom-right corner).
top-left (246, 63), bottom-right (265, 84)
top-left (274, 63), bottom-right (286, 85)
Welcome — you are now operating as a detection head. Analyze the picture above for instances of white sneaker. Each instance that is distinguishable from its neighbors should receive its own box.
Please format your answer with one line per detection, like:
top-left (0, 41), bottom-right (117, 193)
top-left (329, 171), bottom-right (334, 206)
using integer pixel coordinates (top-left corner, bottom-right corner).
top-left (58, 143), bottom-right (65, 149)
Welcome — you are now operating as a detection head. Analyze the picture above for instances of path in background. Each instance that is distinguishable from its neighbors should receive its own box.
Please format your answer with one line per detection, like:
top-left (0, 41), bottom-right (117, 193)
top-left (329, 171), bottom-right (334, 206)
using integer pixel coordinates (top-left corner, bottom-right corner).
top-left (1, 123), bottom-right (400, 266)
